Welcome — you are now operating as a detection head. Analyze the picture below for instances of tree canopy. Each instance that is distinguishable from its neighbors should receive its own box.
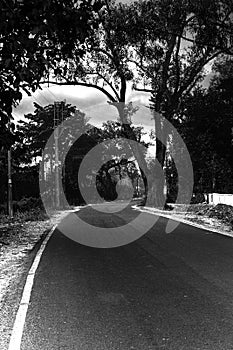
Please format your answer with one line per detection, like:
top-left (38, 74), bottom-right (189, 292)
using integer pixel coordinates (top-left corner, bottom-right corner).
top-left (1, 0), bottom-right (233, 208)
top-left (177, 57), bottom-right (233, 194)
top-left (0, 0), bottom-right (103, 146)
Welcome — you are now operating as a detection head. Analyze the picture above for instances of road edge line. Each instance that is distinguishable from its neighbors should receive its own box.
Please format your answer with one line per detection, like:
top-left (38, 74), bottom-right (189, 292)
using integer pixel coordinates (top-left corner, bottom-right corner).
top-left (7, 225), bottom-right (56, 350)
top-left (132, 206), bottom-right (233, 238)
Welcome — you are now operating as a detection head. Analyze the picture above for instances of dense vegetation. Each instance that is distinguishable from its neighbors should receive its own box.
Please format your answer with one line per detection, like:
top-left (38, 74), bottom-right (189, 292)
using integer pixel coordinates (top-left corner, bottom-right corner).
top-left (0, 0), bottom-right (233, 212)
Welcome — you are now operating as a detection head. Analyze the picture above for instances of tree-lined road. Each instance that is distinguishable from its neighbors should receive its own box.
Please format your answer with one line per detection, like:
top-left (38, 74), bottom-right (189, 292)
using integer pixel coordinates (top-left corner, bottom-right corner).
top-left (20, 205), bottom-right (233, 350)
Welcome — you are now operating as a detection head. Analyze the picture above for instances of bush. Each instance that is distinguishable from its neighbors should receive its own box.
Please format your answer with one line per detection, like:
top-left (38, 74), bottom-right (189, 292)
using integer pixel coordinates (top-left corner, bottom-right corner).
top-left (191, 193), bottom-right (206, 204)
top-left (14, 208), bottom-right (48, 222)
top-left (0, 203), bottom-right (7, 214)
top-left (13, 197), bottom-right (44, 212)
top-left (208, 204), bottom-right (233, 224)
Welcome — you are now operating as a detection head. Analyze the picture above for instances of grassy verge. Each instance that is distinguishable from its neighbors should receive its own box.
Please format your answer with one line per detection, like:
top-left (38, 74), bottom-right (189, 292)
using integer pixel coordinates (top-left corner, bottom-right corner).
top-left (0, 208), bottom-right (49, 246)
top-left (186, 203), bottom-right (233, 228)
top-left (164, 203), bottom-right (233, 232)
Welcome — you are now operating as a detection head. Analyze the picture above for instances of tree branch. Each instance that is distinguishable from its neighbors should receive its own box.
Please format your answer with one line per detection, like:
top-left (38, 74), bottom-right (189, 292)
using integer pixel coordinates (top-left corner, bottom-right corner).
top-left (40, 80), bottom-right (116, 102)
top-left (78, 69), bottom-right (120, 101)
top-left (179, 50), bottom-right (222, 96)
top-left (128, 59), bottom-right (148, 74)
top-left (95, 71), bottom-right (120, 101)
top-left (174, 34), bottom-right (182, 94)
top-left (94, 47), bottom-right (115, 61)
top-left (133, 86), bottom-right (153, 93)
top-left (120, 75), bottom-right (126, 102)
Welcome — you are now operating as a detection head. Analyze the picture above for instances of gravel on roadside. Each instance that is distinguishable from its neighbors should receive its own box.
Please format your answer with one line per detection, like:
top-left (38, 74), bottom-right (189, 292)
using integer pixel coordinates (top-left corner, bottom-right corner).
top-left (0, 208), bottom-right (77, 350)
top-left (137, 203), bottom-right (233, 237)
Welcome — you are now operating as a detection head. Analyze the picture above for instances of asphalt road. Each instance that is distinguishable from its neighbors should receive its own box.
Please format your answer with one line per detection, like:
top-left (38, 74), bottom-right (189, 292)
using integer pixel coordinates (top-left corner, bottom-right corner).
top-left (20, 205), bottom-right (233, 350)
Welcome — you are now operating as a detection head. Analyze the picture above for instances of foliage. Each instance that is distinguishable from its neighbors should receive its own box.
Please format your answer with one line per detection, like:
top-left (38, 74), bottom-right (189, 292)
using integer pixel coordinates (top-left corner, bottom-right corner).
top-left (129, 0), bottom-right (233, 111)
top-left (0, 0), bottom-right (102, 146)
top-left (13, 101), bottom-right (146, 204)
top-left (177, 58), bottom-right (233, 194)
top-left (120, 0), bottom-right (233, 205)
top-left (13, 197), bottom-right (44, 212)
top-left (208, 204), bottom-right (233, 226)
top-left (45, 0), bottom-right (134, 104)
top-left (1, 0), bottom-right (233, 208)
top-left (15, 102), bottom-right (88, 163)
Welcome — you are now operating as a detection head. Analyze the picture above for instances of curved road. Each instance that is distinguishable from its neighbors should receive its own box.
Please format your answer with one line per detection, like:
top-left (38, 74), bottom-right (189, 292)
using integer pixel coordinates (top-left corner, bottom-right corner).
top-left (19, 205), bottom-right (233, 350)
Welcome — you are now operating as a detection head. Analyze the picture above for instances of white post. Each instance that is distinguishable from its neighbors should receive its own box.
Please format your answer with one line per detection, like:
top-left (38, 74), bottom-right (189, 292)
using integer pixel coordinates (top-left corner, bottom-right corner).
top-left (8, 146), bottom-right (13, 218)
top-left (54, 127), bottom-right (60, 208)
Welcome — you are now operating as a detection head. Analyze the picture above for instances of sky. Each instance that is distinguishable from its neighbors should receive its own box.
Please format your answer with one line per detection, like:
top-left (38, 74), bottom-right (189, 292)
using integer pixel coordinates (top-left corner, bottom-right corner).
top-left (12, 0), bottom-right (214, 138)
top-left (12, 73), bottom-right (212, 159)
top-left (12, 83), bottom-right (157, 157)
top-left (13, 73), bottom-right (212, 128)
top-left (12, 81), bottom-right (155, 129)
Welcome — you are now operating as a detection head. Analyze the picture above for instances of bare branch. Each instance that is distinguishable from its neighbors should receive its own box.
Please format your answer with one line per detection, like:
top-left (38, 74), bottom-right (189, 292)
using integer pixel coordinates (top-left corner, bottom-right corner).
top-left (133, 86), bottom-right (153, 93)
top-left (95, 72), bottom-right (120, 100)
top-left (94, 47), bottom-right (115, 61)
top-left (40, 80), bottom-right (116, 102)
top-left (179, 50), bottom-right (222, 96)
top-left (128, 59), bottom-right (148, 74)
top-left (174, 34), bottom-right (182, 94)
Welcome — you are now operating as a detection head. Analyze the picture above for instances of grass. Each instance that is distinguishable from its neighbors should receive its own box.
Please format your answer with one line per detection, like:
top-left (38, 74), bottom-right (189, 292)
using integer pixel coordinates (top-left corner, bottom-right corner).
top-left (0, 207), bottom-right (49, 225)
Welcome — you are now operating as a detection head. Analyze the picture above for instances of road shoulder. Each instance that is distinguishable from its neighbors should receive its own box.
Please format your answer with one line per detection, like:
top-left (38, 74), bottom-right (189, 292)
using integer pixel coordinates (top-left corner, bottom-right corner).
top-left (0, 208), bottom-right (80, 350)
top-left (133, 205), bottom-right (233, 238)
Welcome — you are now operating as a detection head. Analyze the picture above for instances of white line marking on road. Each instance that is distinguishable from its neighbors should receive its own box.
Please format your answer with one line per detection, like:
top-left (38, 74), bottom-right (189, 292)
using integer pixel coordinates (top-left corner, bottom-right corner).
top-left (133, 206), bottom-right (233, 238)
top-left (8, 225), bottom-right (56, 350)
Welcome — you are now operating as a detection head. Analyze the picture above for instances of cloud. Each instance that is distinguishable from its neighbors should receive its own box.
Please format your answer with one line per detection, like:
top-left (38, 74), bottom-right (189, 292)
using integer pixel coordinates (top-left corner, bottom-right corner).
top-left (13, 85), bottom-right (153, 128)
top-left (13, 84), bottom-right (156, 157)
top-left (13, 85), bottom-right (107, 121)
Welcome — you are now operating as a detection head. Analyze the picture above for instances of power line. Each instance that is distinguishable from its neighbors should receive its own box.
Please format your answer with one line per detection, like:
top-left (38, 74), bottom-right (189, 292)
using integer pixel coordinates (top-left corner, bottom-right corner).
top-left (45, 87), bottom-right (57, 101)
top-left (2, 0), bottom-right (14, 14)
top-left (30, 90), bottom-right (51, 106)
top-left (36, 90), bottom-right (51, 105)
top-left (31, 94), bottom-right (44, 106)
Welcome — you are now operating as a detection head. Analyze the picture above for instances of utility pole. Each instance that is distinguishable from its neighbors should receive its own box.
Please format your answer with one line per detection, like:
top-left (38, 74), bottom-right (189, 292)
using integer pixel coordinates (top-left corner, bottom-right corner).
top-left (54, 126), bottom-right (60, 208)
top-left (8, 122), bottom-right (13, 219)
top-left (54, 101), bottom-right (65, 209)
top-left (54, 101), bottom-right (60, 209)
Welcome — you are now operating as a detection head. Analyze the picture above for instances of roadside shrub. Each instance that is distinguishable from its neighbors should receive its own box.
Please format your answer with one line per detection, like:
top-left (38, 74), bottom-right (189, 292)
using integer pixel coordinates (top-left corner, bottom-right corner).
top-left (191, 193), bottom-right (205, 204)
top-left (13, 197), bottom-right (44, 212)
top-left (0, 203), bottom-right (7, 214)
top-left (14, 208), bottom-right (48, 222)
top-left (208, 204), bottom-right (233, 225)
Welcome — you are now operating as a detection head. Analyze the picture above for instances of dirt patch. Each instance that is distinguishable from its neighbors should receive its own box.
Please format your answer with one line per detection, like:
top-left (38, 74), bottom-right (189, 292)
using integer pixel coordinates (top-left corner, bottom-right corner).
top-left (208, 204), bottom-right (233, 225)
top-left (167, 203), bottom-right (233, 234)
top-left (0, 208), bottom-right (78, 350)
top-left (137, 203), bottom-right (233, 236)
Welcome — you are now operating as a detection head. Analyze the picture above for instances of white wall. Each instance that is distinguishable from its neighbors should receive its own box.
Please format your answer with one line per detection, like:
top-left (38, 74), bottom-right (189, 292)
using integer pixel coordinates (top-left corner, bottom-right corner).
top-left (207, 193), bottom-right (233, 206)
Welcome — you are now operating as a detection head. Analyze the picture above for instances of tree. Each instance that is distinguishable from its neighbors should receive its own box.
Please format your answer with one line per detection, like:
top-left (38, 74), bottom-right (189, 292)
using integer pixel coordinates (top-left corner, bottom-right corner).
top-left (125, 0), bottom-right (233, 205)
top-left (40, 1), bottom-right (152, 198)
top-left (12, 102), bottom-right (91, 205)
top-left (0, 0), bottom-right (101, 147)
top-left (40, 0), bottom-right (233, 206)
top-left (15, 102), bottom-right (85, 161)
top-left (71, 120), bottom-right (148, 203)
top-left (177, 57), bottom-right (233, 194)
top-left (96, 120), bottom-right (148, 200)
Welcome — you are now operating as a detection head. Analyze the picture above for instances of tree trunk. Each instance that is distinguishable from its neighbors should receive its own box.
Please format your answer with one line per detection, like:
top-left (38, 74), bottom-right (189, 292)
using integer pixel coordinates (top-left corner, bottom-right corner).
top-left (115, 102), bottom-right (168, 208)
top-left (116, 103), bottom-right (149, 201)
top-left (147, 161), bottom-right (166, 208)
top-left (146, 111), bottom-right (168, 207)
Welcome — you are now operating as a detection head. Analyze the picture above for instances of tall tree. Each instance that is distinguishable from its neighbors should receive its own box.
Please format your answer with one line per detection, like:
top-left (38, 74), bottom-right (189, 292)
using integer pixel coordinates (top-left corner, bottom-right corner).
top-left (96, 120), bottom-right (148, 200)
top-left (41, 1), bottom-right (152, 197)
top-left (15, 102), bottom-right (87, 162)
top-left (14, 102), bottom-right (91, 205)
top-left (0, 0), bottom-right (100, 146)
top-left (177, 57), bottom-right (233, 194)
top-left (41, 0), bottom-right (233, 206)
top-left (126, 0), bottom-right (233, 205)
